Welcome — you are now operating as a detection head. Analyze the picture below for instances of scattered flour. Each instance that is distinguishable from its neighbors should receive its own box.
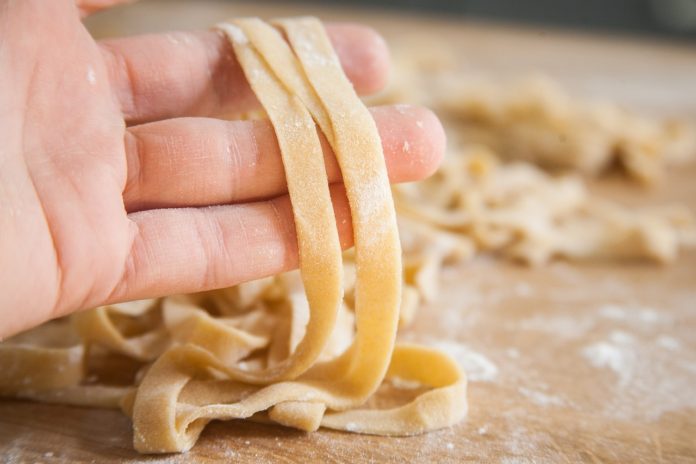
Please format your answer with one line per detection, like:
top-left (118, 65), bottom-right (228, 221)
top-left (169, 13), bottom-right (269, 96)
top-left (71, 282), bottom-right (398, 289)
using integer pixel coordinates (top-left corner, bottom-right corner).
top-left (394, 104), bottom-right (410, 115)
top-left (427, 340), bottom-right (498, 382)
top-left (608, 330), bottom-right (633, 344)
top-left (165, 33), bottom-right (180, 45)
top-left (518, 315), bottom-right (594, 339)
top-left (598, 304), bottom-right (626, 320)
top-left (218, 23), bottom-right (248, 44)
top-left (582, 332), bottom-right (634, 386)
top-left (86, 65), bottom-right (96, 85)
top-left (656, 335), bottom-right (680, 351)
top-left (580, 330), bottom-right (696, 420)
top-left (598, 304), bottom-right (669, 325)
top-left (390, 376), bottom-right (423, 390)
top-left (345, 422), bottom-right (358, 432)
top-left (517, 387), bottom-right (565, 408)
top-left (502, 425), bottom-right (546, 459)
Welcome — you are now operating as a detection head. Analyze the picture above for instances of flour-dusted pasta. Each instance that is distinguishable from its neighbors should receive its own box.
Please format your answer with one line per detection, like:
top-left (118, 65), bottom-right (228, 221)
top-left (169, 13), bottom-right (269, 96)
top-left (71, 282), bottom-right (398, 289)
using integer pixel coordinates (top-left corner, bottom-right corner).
top-left (436, 76), bottom-right (696, 185)
top-left (376, 58), bottom-right (696, 186)
top-left (395, 146), bottom-right (696, 266)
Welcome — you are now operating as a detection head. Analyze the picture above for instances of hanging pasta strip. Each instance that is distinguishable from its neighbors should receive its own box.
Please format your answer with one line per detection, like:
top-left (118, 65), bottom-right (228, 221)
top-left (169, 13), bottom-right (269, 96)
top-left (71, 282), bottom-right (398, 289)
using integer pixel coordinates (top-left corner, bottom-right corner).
top-left (214, 23), bottom-right (342, 383)
top-left (275, 16), bottom-right (402, 396)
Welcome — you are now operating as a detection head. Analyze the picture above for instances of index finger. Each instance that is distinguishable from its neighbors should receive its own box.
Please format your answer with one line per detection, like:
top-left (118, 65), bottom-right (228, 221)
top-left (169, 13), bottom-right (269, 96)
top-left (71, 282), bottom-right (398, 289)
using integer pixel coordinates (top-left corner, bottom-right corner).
top-left (99, 23), bottom-right (390, 125)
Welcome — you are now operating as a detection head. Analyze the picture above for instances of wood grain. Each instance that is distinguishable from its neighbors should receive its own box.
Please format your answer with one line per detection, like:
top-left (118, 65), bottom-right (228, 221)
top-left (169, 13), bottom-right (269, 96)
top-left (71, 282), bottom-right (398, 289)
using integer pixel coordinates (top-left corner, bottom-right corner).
top-left (2, 1), bottom-right (696, 462)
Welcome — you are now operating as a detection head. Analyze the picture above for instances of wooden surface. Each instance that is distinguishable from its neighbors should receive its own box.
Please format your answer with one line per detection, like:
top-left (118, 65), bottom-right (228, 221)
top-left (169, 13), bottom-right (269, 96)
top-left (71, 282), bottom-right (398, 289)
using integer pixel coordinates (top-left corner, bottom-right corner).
top-left (2, 1), bottom-right (696, 463)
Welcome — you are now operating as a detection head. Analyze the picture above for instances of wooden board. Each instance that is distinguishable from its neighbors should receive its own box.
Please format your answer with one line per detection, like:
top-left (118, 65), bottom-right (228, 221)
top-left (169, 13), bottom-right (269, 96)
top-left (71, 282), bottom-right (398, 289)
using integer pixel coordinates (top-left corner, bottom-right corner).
top-left (2, 1), bottom-right (696, 462)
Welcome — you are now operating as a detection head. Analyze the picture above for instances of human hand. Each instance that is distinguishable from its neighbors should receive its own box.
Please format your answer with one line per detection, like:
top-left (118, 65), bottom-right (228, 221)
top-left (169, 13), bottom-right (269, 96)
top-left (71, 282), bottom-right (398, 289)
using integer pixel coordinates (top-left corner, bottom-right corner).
top-left (0, 0), bottom-right (445, 338)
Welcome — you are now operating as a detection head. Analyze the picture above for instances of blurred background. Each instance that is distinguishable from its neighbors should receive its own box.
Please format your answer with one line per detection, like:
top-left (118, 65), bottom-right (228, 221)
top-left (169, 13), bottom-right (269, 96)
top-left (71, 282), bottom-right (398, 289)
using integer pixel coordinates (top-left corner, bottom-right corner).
top-left (87, 0), bottom-right (696, 117)
top-left (266, 0), bottom-right (696, 39)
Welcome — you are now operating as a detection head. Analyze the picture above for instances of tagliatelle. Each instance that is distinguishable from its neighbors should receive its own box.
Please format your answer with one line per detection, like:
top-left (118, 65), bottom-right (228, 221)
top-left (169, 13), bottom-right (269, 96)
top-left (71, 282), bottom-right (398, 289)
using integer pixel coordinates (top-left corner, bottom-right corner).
top-left (437, 76), bottom-right (696, 185)
top-left (394, 146), bottom-right (696, 266)
top-left (375, 42), bottom-right (696, 186)
top-left (0, 17), bottom-right (467, 454)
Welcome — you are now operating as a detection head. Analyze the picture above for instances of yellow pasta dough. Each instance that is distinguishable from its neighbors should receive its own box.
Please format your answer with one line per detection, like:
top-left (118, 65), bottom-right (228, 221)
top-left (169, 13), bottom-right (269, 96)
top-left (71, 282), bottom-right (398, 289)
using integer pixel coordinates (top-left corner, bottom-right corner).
top-left (394, 146), bottom-right (696, 266)
top-left (0, 17), bottom-right (467, 454)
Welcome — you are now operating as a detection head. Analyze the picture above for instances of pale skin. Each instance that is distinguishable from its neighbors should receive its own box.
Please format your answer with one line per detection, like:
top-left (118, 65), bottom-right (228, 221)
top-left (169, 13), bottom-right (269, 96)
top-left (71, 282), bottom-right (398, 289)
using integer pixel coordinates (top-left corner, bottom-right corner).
top-left (0, 0), bottom-right (445, 338)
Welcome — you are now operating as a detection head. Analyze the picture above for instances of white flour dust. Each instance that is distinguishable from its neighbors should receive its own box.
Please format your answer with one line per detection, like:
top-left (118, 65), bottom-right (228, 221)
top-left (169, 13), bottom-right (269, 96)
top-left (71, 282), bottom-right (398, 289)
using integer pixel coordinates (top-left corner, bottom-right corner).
top-left (425, 340), bottom-right (498, 382)
top-left (518, 314), bottom-right (595, 339)
top-left (580, 329), bottom-right (696, 420)
top-left (582, 336), bottom-right (634, 386)
top-left (86, 65), bottom-right (96, 85)
top-left (597, 303), bottom-right (670, 325)
top-left (517, 387), bottom-right (565, 408)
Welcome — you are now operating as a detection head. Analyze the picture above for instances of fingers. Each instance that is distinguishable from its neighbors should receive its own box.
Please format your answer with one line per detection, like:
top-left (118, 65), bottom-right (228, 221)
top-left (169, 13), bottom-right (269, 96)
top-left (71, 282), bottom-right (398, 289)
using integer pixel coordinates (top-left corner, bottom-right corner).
top-left (107, 184), bottom-right (354, 304)
top-left (100, 23), bottom-right (389, 125)
top-left (123, 105), bottom-right (445, 212)
top-left (108, 105), bottom-right (445, 303)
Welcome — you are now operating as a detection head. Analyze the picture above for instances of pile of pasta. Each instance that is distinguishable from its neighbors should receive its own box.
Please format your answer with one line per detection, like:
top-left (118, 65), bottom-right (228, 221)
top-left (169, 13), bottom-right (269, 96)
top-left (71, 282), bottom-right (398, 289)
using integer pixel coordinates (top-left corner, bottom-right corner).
top-left (435, 76), bottom-right (696, 185)
top-left (379, 39), bottom-right (696, 271)
top-left (396, 146), bottom-right (696, 268)
top-left (1, 264), bottom-right (465, 453)
top-left (0, 18), bottom-right (467, 454)
top-left (378, 41), bottom-right (696, 185)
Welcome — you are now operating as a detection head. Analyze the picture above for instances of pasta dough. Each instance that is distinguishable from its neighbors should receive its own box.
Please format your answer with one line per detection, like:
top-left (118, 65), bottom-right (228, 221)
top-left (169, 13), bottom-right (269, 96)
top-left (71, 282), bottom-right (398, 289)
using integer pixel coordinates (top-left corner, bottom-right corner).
top-left (0, 17), bottom-right (467, 454)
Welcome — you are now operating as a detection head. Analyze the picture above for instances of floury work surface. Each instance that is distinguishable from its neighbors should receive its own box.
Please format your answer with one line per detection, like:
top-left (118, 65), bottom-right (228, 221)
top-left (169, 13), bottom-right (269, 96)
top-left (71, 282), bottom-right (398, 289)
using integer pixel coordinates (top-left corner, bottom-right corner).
top-left (3, 243), bottom-right (696, 463)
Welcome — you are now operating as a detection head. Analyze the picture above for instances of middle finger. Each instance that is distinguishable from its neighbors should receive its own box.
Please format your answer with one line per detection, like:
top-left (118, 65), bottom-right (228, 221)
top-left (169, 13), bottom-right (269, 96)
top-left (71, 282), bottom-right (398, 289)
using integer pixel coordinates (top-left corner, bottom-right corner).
top-left (122, 105), bottom-right (445, 212)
